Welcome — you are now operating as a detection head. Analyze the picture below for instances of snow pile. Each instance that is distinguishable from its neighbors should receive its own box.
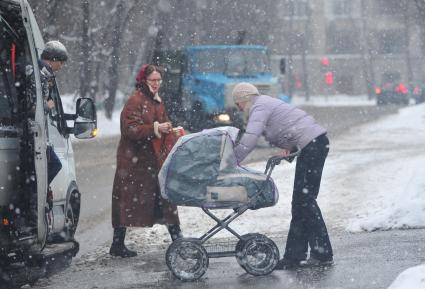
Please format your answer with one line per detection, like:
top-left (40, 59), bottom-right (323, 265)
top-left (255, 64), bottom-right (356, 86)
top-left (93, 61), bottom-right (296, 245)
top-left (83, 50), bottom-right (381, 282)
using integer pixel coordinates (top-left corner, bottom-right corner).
top-left (292, 94), bottom-right (376, 107)
top-left (345, 104), bottom-right (425, 232)
top-left (387, 264), bottom-right (425, 289)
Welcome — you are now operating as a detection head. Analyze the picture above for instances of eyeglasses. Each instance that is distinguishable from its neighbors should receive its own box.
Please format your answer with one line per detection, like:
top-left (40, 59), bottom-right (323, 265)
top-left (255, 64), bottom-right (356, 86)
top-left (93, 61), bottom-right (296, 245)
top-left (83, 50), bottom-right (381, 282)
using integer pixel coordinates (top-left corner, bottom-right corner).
top-left (146, 78), bottom-right (162, 84)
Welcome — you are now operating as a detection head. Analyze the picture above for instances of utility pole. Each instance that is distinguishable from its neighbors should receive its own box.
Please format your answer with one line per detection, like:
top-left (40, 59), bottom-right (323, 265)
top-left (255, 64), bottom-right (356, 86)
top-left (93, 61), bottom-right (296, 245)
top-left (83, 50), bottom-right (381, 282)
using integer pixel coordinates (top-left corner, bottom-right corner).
top-left (79, 0), bottom-right (91, 99)
top-left (301, 1), bottom-right (312, 101)
top-left (403, 0), bottom-right (414, 85)
top-left (287, 0), bottom-right (295, 99)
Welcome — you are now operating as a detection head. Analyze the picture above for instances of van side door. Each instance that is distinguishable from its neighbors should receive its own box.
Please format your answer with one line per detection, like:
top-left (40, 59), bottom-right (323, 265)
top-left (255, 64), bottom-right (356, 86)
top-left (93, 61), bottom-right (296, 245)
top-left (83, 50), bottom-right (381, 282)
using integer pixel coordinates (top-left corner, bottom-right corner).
top-left (19, 0), bottom-right (48, 246)
top-left (46, 83), bottom-right (71, 203)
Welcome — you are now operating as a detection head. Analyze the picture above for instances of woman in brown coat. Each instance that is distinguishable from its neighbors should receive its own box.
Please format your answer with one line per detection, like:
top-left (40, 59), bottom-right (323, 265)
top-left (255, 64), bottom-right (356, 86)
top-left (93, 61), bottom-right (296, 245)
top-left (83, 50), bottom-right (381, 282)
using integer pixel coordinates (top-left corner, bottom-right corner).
top-left (110, 64), bottom-right (182, 257)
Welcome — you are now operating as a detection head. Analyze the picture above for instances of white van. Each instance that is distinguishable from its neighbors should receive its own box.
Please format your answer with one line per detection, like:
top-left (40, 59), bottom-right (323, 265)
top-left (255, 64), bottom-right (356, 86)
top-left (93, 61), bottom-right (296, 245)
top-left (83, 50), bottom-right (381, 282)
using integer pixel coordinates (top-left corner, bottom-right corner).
top-left (0, 0), bottom-right (96, 271)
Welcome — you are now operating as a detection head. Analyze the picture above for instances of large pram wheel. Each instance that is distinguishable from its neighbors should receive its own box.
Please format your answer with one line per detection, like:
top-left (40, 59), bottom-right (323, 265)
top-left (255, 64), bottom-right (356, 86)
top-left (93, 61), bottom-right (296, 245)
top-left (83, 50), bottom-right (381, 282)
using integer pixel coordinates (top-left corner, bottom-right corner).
top-left (235, 233), bottom-right (279, 276)
top-left (165, 238), bottom-right (209, 281)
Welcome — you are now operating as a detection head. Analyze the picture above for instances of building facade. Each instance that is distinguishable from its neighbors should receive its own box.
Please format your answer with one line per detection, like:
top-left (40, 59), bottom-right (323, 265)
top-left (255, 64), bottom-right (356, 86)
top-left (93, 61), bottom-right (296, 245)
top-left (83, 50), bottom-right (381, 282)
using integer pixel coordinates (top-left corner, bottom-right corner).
top-left (270, 0), bottom-right (425, 97)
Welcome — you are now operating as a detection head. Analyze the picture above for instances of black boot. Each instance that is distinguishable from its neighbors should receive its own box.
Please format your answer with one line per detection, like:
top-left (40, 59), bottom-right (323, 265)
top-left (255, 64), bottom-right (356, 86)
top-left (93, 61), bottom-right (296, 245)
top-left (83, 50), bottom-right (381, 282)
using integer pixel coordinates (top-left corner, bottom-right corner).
top-left (167, 224), bottom-right (183, 241)
top-left (109, 227), bottom-right (137, 257)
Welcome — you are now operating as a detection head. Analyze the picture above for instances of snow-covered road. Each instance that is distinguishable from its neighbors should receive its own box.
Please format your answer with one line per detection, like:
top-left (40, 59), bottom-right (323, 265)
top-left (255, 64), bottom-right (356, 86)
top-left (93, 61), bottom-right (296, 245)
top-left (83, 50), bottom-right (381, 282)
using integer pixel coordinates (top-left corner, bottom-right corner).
top-left (31, 102), bottom-right (425, 289)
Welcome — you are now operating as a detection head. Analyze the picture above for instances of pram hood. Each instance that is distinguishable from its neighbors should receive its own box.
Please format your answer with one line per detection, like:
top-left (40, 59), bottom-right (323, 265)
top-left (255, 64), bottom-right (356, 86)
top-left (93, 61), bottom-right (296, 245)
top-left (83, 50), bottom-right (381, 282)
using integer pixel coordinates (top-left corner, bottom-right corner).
top-left (158, 127), bottom-right (278, 209)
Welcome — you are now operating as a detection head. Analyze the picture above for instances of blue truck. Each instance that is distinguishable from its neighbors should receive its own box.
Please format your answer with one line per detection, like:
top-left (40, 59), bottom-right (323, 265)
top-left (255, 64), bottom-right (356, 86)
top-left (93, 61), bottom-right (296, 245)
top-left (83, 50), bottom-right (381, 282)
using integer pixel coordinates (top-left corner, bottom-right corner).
top-left (153, 44), bottom-right (287, 131)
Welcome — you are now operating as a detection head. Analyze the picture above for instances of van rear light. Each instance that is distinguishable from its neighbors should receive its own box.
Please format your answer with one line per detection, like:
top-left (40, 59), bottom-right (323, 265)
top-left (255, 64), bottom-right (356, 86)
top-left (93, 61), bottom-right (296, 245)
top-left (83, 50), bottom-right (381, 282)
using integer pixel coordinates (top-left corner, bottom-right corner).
top-left (2, 218), bottom-right (10, 226)
top-left (375, 87), bottom-right (381, 95)
top-left (395, 83), bottom-right (408, 94)
top-left (413, 86), bottom-right (421, 95)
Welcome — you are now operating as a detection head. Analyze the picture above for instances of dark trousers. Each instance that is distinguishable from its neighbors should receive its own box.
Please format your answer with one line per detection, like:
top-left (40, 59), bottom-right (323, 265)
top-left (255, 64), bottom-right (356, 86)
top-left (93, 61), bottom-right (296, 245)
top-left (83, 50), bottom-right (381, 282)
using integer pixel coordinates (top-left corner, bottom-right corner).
top-left (283, 134), bottom-right (333, 261)
top-left (47, 145), bottom-right (62, 185)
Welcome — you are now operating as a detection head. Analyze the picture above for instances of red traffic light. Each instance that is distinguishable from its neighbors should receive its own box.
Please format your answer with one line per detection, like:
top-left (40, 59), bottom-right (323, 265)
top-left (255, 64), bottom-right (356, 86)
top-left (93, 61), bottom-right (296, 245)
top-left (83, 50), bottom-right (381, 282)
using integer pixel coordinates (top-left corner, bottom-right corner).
top-left (321, 57), bottom-right (330, 66)
top-left (325, 71), bottom-right (333, 86)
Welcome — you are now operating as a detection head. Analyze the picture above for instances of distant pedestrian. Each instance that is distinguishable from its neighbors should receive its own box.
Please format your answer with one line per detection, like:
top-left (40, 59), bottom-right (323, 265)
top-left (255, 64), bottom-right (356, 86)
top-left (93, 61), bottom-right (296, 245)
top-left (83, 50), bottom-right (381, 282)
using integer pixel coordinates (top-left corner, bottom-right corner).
top-left (110, 64), bottom-right (182, 258)
top-left (232, 82), bottom-right (333, 269)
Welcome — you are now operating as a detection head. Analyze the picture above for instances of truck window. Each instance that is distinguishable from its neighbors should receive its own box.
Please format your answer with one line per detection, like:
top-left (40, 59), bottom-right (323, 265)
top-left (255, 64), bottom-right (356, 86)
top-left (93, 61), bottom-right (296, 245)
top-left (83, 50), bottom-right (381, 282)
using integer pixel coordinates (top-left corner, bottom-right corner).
top-left (227, 49), bottom-right (269, 76)
top-left (193, 50), bottom-right (226, 73)
top-left (192, 48), bottom-right (270, 76)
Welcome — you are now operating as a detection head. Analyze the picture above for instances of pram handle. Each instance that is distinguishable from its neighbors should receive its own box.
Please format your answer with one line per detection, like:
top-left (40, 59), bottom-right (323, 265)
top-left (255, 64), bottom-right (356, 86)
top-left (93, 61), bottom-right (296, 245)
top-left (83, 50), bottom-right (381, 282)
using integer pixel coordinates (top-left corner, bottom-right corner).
top-left (264, 146), bottom-right (301, 176)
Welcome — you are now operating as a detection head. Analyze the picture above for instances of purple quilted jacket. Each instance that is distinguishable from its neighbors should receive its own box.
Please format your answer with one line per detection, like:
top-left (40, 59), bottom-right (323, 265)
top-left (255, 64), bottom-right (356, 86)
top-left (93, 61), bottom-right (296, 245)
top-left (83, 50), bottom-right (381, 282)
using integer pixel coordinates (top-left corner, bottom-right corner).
top-left (234, 95), bottom-right (326, 162)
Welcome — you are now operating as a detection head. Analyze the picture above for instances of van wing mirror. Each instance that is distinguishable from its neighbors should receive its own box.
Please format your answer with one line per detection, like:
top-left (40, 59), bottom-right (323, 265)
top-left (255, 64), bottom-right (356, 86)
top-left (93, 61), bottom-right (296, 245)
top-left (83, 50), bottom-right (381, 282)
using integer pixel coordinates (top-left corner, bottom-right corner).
top-left (73, 97), bottom-right (97, 139)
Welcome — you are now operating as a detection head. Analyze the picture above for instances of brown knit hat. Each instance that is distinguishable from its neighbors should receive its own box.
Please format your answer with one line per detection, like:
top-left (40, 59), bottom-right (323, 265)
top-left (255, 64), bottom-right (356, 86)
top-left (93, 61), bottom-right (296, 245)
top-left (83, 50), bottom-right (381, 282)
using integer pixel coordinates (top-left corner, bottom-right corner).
top-left (232, 82), bottom-right (260, 103)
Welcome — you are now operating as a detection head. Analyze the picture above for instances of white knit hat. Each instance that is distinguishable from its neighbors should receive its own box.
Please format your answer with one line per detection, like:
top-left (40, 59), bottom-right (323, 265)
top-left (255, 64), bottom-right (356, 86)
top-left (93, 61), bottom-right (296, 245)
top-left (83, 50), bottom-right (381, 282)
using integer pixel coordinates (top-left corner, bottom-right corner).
top-left (232, 82), bottom-right (260, 103)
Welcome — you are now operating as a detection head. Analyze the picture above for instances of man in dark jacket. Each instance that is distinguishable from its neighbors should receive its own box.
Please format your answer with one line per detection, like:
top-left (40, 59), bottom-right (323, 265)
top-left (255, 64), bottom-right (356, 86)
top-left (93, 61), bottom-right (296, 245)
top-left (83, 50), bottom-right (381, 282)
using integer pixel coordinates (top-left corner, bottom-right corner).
top-left (39, 40), bottom-right (68, 186)
top-left (232, 82), bottom-right (333, 269)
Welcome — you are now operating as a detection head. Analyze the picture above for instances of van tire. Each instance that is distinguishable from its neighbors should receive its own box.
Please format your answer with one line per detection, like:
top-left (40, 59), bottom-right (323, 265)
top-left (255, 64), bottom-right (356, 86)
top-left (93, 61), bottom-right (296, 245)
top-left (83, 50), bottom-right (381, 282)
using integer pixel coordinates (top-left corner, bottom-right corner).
top-left (59, 191), bottom-right (80, 242)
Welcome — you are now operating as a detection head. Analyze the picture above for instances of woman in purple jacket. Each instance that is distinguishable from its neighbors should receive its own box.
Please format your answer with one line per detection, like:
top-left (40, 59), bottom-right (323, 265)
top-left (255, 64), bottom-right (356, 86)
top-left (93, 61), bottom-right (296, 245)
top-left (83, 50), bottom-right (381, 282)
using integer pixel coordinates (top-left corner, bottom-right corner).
top-left (232, 82), bottom-right (333, 269)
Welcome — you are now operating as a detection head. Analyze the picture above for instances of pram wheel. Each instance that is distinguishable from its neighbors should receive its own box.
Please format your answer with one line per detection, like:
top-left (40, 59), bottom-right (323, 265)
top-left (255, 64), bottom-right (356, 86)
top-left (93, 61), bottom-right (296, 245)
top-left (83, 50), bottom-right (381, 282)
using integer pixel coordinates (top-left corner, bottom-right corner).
top-left (165, 238), bottom-right (209, 281)
top-left (235, 233), bottom-right (279, 276)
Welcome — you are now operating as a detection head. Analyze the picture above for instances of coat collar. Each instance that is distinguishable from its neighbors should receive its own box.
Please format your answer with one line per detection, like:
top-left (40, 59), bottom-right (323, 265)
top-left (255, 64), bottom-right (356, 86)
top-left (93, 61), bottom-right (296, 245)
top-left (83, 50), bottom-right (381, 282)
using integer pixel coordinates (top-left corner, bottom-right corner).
top-left (138, 82), bottom-right (162, 103)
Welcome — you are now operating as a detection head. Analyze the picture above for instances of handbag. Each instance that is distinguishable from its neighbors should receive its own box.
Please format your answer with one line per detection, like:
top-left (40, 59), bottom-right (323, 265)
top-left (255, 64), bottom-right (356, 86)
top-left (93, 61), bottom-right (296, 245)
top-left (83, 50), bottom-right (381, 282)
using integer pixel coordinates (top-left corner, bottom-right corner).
top-left (152, 127), bottom-right (185, 167)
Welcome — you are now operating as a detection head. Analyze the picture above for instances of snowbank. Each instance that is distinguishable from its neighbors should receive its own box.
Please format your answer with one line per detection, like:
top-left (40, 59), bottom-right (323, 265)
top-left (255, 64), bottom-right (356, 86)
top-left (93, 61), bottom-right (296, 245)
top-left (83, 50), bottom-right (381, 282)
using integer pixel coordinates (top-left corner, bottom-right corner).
top-left (387, 265), bottom-right (425, 289)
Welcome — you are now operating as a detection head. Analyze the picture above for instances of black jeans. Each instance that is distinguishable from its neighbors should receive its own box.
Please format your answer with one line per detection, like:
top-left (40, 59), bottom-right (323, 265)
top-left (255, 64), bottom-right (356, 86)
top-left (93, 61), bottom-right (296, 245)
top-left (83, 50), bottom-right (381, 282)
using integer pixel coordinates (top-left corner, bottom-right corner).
top-left (283, 134), bottom-right (333, 262)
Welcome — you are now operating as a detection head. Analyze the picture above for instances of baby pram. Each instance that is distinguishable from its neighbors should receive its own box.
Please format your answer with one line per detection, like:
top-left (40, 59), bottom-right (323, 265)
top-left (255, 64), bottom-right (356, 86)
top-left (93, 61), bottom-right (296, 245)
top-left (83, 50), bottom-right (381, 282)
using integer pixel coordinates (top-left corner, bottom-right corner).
top-left (158, 127), bottom-right (300, 281)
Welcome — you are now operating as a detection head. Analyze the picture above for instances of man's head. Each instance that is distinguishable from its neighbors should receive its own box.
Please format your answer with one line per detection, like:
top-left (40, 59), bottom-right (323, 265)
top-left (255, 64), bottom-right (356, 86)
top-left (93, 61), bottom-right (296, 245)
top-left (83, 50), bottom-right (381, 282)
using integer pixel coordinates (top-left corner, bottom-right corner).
top-left (232, 82), bottom-right (260, 111)
top-left (41, 40), bottom-right (68, 72)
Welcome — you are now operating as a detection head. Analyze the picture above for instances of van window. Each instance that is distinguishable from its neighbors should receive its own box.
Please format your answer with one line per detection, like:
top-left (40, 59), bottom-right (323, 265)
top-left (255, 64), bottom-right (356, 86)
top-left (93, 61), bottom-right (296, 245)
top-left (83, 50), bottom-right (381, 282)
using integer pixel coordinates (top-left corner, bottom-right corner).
top-left (0, 65), bottom-right (14, 123)
top-left (0, 9), bottom-right (35, 125)
top-left (0, 39), bottom-right (17, 125)
top-left (47, 84), bottom-right (67, 135)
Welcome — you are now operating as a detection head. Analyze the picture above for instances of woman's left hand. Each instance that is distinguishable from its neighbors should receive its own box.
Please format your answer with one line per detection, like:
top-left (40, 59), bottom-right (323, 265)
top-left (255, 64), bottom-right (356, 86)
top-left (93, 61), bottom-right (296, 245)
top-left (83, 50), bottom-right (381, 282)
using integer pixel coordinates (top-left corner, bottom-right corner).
top-left (158, 122), bottom-right (172, 134)
top-left (277, 149), bottom-right (290, 157)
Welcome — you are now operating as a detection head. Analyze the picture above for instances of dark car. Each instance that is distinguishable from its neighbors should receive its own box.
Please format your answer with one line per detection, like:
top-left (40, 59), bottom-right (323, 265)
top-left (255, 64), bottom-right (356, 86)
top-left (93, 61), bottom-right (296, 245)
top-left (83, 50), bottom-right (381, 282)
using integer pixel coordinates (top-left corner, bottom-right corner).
top-left (375, 73), bottom-right (410, 105)
top-left (410, 82), bottom-right (425, 104)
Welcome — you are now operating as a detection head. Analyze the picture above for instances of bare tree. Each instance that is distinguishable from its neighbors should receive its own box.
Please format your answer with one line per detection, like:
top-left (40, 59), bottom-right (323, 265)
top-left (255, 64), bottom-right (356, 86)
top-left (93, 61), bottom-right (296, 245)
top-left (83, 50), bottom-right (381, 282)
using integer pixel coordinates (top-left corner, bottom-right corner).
top-left (79, 0), bottom-right (91, 99)
top-left (104, 0), bottom-right (138, 119)
top-left (414, 0), bottom-right (425, 55)
top-left (358, 0), bottom-right (375, 99)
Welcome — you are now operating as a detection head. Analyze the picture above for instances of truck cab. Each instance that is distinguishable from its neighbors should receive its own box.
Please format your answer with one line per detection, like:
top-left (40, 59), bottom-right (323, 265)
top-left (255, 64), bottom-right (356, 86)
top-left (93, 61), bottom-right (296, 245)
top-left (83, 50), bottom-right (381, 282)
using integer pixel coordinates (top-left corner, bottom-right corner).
top-left (0, 0), bottom-right (97, 274)
top-left (154, 45), bottom-right (288, 131)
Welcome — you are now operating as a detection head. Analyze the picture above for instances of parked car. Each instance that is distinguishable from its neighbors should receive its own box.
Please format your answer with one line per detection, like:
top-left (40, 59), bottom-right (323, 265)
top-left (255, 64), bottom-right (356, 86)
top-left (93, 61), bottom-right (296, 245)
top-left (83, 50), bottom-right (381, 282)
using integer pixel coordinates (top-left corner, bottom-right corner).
top-left (375, 72), bottom-right (409, 106)
top-left (375, 82), bottom-right (410, 105)
top-left (410, 82), bottom-right (425, 104)
top-left (0, 0), bottom-right (97, 283)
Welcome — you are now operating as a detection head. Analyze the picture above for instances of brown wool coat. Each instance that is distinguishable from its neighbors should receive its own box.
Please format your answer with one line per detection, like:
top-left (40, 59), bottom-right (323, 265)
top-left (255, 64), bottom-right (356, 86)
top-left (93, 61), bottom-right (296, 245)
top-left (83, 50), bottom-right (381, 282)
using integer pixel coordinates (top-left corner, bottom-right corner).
top-left (111, 86), bottom-right (180, 228)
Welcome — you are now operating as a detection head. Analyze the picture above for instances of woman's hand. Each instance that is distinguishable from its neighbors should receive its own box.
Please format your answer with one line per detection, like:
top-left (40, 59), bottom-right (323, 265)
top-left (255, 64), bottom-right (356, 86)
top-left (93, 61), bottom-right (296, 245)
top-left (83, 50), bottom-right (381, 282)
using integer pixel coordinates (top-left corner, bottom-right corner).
top-left (277, 149), bottom-right (290, 157)
top-left (158, 122), bottom-right (172, 134)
